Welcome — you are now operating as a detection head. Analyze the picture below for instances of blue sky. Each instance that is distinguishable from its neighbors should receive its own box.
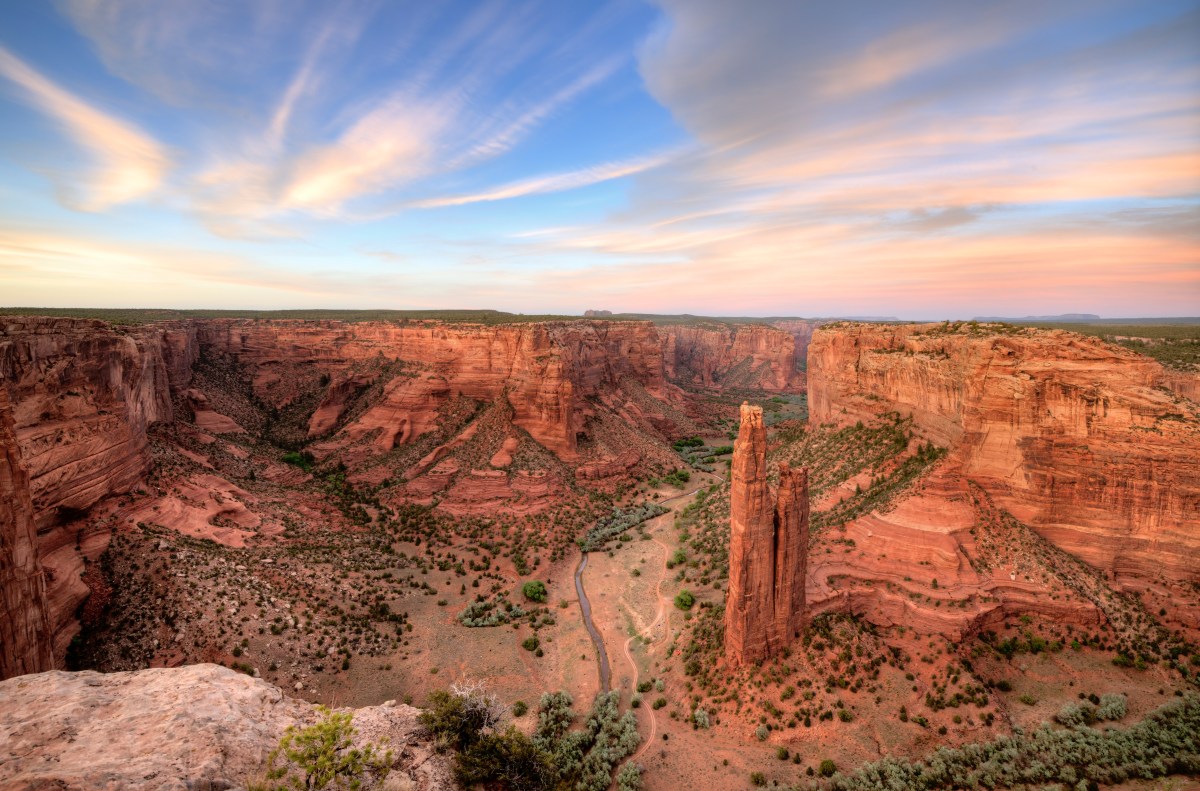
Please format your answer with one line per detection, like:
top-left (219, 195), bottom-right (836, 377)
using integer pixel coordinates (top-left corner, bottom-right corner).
top-left (0, 0), bottom-right (1197, 317)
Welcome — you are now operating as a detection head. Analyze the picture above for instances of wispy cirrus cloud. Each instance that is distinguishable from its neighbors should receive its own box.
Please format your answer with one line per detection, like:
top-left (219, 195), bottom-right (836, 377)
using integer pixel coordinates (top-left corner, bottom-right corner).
top-left (60, 1), bottom-right (647, 234)
top-left (407, 149), bottom-right (679, 210)
top-left (0, 46), bottom-right (169, 210)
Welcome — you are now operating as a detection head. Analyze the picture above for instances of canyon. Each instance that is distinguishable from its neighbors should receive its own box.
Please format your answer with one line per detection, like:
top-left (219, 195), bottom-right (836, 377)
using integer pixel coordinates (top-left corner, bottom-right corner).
top-left (0, 314), bottom-right (801, 678)
top-left (0, 312), bottom-right (1197, 791)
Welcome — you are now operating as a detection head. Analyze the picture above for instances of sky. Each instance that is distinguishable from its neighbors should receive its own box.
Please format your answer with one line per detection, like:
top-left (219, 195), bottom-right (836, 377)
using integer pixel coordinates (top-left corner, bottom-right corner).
top-left (0, 0), bottom-right (1197, 319)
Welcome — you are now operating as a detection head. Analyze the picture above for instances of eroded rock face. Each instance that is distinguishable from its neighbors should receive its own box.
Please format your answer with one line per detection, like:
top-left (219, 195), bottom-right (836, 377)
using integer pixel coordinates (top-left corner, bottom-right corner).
top-left (0, 317), bottom-right (197, 670)
top-left (201, 319), bottom-right (670, 460)
top-left (808, 323), bottom-right (1200, 581)
top-left (769, 319), bottom-right (828, 367)
top-left (0, 318), bottom-right (193, 529)
top-left (725, 404), bottom-right (809, 667)
top-left (0, 663), bottom-right (454, 791)
top-left (0, 388), bottom-right (53, 680)
top-left (662, 324), bottom-right (802, 392)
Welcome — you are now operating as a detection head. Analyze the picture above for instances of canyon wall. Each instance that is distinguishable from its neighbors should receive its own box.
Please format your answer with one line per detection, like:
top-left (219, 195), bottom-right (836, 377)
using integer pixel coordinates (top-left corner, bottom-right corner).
top-left (808, 323), bottom-right (1200, 581)
top-left (0, 388), bottom-right (53, 679)
top-left (0, 314), bottom-right (800, 677)
top-left (198, 319), bottom-right (671, 459)
top-left (769, 319), bottom-right (828, 368)
top-left (0, 317), bottom-right (197, 672)
top-left (661, 324), bottom-right (801, 392)
top-left (725, 403), bottom-right (809, 667)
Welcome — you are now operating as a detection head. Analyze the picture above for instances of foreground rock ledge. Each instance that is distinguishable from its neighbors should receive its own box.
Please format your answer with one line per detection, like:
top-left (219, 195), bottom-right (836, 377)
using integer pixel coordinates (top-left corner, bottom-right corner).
top-left (0, 663), bottom-right (453, 791)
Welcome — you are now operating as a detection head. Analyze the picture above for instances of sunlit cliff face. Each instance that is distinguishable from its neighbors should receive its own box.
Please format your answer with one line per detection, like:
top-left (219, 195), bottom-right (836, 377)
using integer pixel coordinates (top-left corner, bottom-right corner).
top-left (1, 0), bottom-right (1197, 316)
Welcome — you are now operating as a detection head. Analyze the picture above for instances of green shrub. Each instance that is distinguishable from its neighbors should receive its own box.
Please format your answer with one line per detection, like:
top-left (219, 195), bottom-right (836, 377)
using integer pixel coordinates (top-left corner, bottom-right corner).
top-left (1097, 694), bottom-right (1128, 721)
top-left (420, 686), bottom-right (505, 751)
top-left (280, 451), bottom-right (314, 472)
top-left (262, 706), bottom-right (390, 789)
top-left (616, 762), bottom-right (643, 791)
top-left (522, 581), bottom-right (548, 603)
top-left (825, 695), bottom-right (1200, 791)
top-left (820, 759), bottom-right (838, 777)
top-left (522, 636), bottom-right (540, 652)
top-left (674, 590), bottom-right (695, 610)
top-left (512, 701), bottom-right (529, 717)
top-left (751, 771), bottom-right (767, 786)
top-left (455, 727), bottom-right (555, 790)
top-left (1057, 702), bottom-right (1098, 728)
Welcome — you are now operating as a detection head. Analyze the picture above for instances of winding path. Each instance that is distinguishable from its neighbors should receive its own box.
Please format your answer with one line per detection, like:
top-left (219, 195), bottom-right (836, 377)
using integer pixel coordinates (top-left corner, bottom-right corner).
top-left (574, 551), bottom-right (612, 692)
top-left (572, 474), bottom-right (723, 758)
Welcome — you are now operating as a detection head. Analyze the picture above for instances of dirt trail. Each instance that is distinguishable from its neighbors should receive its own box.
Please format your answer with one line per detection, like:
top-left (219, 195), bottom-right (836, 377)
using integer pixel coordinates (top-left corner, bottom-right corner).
top-left (603, 474), bottom-right (723, 762)
top-left (626, 531), bottom-right (672, 760)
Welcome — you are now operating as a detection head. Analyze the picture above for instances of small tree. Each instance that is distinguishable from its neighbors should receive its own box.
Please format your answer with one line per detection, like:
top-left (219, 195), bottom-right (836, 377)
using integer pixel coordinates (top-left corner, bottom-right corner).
top-left (674, 590), bottom-right (695, 610)
top-left (263, 706), bottom-right (391, 790)
top-left (522, 581), bottom-right (548, 603)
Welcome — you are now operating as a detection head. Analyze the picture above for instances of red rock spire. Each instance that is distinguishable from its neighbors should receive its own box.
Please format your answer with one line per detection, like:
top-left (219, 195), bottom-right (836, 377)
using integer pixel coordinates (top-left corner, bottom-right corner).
top-left (725, 402), bottom-right (809, 667)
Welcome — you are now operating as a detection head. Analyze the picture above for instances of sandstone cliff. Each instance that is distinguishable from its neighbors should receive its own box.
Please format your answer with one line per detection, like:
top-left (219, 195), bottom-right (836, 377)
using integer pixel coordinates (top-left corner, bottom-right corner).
top-left (662, 324), bottom-right (801, 392)
top-left (200, 318), bottom-right (671, 460)
top-left (725, 403), bottom-right (809, 666)
top-left (808, 323), bottom-right (1200, 581)
top-left (769, 318), bottom-right (827, 367)
top-left (0, 317), bottom-right (197, 667)
top-left (0, 388), bottom-right (53, 679)
top-left (0, 663), bottom-right (453, 790)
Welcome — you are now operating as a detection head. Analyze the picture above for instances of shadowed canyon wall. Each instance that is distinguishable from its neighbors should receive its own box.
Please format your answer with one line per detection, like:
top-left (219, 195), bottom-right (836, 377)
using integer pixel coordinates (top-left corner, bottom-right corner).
top-left (0, 318), bottom-right (198, 668)
top-left (808, 323), bottom-right (1200, 581)
top-left (725, 403), bottom-right (809, 667)
top-left (661, 325), bottom-right (802, 392)
top-left (0, 388), bottom-right (53, 678)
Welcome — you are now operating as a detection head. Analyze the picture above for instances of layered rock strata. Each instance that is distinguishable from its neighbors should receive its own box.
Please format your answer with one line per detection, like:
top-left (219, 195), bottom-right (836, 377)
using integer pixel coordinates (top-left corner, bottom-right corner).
top-left (725, 403), bottom-right (809, 666)
top-left (200, 319), bottom-right (672, 460)
top-left (661, 324), bottom-right (802, 392)
top-left (0, 388), bottom-right (53, 679)
top-left (0, 317), bottom-right (196, 673)
top-left (807, 323), bottom-right (1200, 581)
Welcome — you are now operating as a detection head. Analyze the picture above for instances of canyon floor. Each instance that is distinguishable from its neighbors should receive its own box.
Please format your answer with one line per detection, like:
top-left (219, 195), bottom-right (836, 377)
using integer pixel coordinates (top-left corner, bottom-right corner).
top-left (68, 388), bottom-right (1200, 790)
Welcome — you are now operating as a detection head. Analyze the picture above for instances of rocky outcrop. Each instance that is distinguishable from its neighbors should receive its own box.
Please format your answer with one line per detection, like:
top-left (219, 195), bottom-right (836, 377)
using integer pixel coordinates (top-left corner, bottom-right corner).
top-left (808, 323), bottom-right (1200, 581)
top-left (0, 318), bottom-right (193, 529)
top-left (0, 389), bottom-right (53, 680)
top-left (662, 324), bottom-right (801, 392)
top-left (725, 403), bottom-right (809, 667)
top-left (575, 450), bottom-right (640, 481)
top-left (185, 389), bottom-right (245, 434)
top-left (0, 663), bottom-right (454, 790)
top-left (307, 373), bottom-right (376, 437)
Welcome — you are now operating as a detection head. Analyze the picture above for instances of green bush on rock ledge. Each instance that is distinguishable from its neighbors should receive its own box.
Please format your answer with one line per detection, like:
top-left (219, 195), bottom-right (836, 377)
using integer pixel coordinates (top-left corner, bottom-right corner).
top-left (256, 706), bottom-right (390, 790)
